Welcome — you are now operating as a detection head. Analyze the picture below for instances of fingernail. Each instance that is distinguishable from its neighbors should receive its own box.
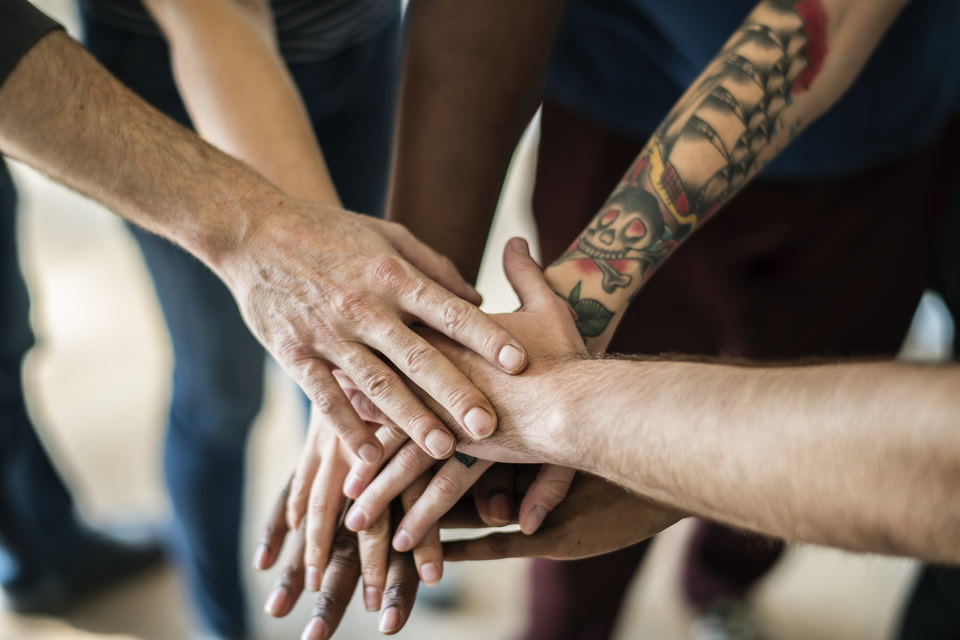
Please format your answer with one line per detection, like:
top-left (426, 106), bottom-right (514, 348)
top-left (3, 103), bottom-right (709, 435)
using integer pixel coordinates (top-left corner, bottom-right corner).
top-left (344, 473), bottom-right (364, 499)
top-left (420, 562), bottom-right (442, 586)
top-left (379, 606), bottom-right (401, 633)
top-left (498, 344), bottom-right (524, 372)
top-left (509, 237), bottom-right (529, 254)
top-left (358, 443), bottom-right (381, 464)
top-left (393, 529), bottom-right (413, 552)
top-left (252, 543), bottom-right (269, 570)
top-left (364, 586), bottom-right (382, 611)
top-left (305, 566), bottom-right (321, 591)
top-left (425, 429), bottom-right (454, 458)
top-left (302, 616), bottom-right (328, 640)
top-left (488, 492), bottom-right (512, 524)
top-left (521, 505), bottom-right (548, 534)
top-left (345, 505), bottom-right (367, 532)
top-left (264, 586), bottom-right (288, 616)
top-left (464, 406), bottom-right (495, 439)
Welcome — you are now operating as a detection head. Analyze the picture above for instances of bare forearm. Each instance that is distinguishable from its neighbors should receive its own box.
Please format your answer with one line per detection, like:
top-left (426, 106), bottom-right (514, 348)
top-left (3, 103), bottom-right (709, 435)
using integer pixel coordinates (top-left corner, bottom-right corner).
top-left (543, 0), bottom-right (906, 350)
top-left (561, 358), bottom-right (960, 562)
top-left (0, 30), bottom-right (275, 273)
top-left (389, 0), bottom-right (565, 281)
top-left (145, 0), bottom-right (338, 204)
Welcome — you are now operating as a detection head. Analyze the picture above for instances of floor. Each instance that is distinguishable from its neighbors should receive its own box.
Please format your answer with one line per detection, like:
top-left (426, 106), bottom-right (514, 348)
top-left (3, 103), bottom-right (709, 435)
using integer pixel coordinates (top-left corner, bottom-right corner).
top-left (1, 2), bottom-right (945, 639)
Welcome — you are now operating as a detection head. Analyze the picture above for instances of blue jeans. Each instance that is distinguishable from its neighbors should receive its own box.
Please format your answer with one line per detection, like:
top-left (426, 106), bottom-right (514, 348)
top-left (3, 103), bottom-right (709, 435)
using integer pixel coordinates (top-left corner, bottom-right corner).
top-left (78, 8), bottom-right (401, 638)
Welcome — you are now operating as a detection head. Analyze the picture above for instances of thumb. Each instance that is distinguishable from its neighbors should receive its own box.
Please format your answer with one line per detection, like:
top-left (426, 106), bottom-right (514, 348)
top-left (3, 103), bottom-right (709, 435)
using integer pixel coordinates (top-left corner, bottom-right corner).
top-left (503, 237), bottom-right (553, 310)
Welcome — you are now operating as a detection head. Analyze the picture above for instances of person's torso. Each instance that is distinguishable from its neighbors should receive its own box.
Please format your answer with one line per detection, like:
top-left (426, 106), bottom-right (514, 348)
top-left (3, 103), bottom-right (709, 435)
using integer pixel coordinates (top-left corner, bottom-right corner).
top-left (78, 0), bottom-right (400, 63)
top-left (546, 0), bottom-right (960, 179)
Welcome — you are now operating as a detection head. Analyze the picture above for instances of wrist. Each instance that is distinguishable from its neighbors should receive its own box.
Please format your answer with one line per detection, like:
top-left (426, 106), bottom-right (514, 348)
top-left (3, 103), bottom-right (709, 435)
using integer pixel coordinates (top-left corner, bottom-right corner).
top-left (540, 355), bottom-right (611, 469)
top-left (185, 161), bottom-right (284, 283)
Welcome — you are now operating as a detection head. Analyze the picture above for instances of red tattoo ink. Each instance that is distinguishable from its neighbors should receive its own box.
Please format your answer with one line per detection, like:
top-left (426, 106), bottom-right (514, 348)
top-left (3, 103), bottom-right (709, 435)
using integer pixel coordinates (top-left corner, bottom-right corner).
top-left (792, 0), bottom-right (828, 94)
top-left (574, 259), bottom-right (601, 275)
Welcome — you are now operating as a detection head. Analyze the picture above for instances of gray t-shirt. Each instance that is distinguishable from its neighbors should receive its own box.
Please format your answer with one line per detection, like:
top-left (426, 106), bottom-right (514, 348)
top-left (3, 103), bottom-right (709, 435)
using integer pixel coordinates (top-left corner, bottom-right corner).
top-left (79, 0), bottom-right (401, 62)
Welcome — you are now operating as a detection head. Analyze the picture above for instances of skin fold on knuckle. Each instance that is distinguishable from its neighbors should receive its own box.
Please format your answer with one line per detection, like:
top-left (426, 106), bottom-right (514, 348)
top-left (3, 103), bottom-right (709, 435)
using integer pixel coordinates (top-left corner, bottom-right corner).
top-left (361, 559), bottom-right (383, 584)
top-left (428, 471), bottom-right (463, 501)
top-left (332, 290), bottom-right (373, 323)
top-left (392, 443), bottom-right (431, 477)
top-left (401, 343), bottom-right (435, 376)
top-left (369, 255), bottom-right (411, 291)
top-left (439, 297), bottom-right (471, 334)
top-left (382, 580), bottom-right (416, 607)
top-left (328, 535), bottom-right (361, 570)
top-left (278, 564), bottom-right (304, 590)
top-left (308, 492), bottom-right (336, 520)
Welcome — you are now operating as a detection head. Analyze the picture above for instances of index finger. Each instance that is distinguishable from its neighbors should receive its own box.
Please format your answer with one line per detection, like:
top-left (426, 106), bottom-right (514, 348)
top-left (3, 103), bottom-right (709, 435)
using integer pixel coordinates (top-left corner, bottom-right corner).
top-left (403, 275), bottom-right (528, 375)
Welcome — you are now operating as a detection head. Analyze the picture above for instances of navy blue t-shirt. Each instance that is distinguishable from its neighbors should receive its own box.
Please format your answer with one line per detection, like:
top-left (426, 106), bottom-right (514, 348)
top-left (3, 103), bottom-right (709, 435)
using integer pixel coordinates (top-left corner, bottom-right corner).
top-left (544, 0), bottom-right (960, 179)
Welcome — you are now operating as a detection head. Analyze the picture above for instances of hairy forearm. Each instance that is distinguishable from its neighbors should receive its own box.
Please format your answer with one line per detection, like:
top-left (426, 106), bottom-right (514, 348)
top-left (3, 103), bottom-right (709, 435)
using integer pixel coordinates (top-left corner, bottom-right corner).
top-left (543, 0), bottom-right (906, 349)
top-left (389, 0), bottom-right (565, 281)
top-left (0, 31), bottom-right (277, 277)
top-left (145, 0), bottom-right (338, 204)
top-left (559, 358), bottom-right (960, 562)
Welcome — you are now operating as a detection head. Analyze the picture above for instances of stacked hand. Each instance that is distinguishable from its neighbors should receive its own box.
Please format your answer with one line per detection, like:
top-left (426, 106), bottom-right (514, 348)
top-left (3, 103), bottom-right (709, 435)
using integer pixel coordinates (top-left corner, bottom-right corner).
top-left (253, 238), bottom-right (686, 638)
top-left (223, 204), bottom-right (531, 464)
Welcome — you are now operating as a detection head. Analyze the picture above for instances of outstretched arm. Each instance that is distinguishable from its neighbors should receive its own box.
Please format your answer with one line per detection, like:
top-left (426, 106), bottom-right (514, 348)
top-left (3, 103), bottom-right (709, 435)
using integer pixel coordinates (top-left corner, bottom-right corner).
top-left (542, 0), bottom-right (908, 349)
top-left (0, 7), bottom-right (531, 466)
top-left (546, 357), bottom-right (960, 564)
top-left (350, 245), bottom-right (960, 564)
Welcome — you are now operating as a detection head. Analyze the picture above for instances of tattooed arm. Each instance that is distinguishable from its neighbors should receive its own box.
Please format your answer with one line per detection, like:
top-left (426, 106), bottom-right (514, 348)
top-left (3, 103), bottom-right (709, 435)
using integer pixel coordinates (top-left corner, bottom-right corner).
top-left (351, 247), bottom-right (960, 563)
top-left (544, 0), bottom-right (908, 348)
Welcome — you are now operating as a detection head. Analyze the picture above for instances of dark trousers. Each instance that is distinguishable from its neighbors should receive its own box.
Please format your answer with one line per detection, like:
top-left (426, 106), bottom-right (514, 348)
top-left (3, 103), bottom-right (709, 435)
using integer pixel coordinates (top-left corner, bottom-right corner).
top-left (523, 100), bottom-right (960, 640)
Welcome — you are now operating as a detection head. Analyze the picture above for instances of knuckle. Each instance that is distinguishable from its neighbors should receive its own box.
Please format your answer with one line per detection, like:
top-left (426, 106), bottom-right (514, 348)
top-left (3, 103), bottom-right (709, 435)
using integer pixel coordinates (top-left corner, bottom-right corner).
top-left (439, 298), bottom-right (471, 333)
top-left (311, 389), bottom-right (338, 417)
top-left (443, 384), bottom-right (477, 415)
top-left (276, 337), bottom-right (314, 366)
top-left (332, 290), bottom-right (370, 322)
top-left (394, 444), bottom-right (430, 476)
top-left (361, 561), bottom-right (382, 582)
top-left (383, 581), bottom-right (415, 605)
top-left (308, 494), bottom-right (335, 519)
top-left (401, 344), bottom-right (435, 376)
top-left (370, 255), bottom-right (409, 290)
top-left (278, 565), bottom-right (304, 589)
top-left (329, 535), bottom-right (361, 568)
top-left (363, 370), bottom-right (397, 401)
top-left (430, 472), bottom-right (462, 500)
top-left (313, 592), bottom-right (341, 616)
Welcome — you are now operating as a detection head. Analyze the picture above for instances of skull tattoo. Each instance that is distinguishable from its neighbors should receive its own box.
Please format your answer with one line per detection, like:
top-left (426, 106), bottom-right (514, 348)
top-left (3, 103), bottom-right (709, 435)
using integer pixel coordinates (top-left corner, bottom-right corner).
top-left (565, 185), bottom-right (671, 293)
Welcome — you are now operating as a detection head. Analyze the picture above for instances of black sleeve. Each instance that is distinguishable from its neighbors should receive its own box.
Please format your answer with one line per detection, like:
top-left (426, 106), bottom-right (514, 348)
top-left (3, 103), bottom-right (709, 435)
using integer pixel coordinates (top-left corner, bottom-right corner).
top-left (0, 0), bottom-right (64, 89)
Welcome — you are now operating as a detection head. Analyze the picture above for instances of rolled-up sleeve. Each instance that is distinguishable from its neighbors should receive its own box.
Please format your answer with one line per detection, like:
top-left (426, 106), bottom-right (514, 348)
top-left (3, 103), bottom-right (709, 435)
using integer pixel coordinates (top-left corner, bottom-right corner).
top-left (0, 1), bottom-right (63, 88)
